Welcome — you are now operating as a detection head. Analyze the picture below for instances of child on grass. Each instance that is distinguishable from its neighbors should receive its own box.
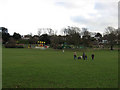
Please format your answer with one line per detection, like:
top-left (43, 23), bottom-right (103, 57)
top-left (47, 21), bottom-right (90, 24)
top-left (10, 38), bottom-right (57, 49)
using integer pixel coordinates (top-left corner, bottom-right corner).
top-left (74, 51), bottom-right (77, 60)
top-left (91, 54), bottom-right (94, 60)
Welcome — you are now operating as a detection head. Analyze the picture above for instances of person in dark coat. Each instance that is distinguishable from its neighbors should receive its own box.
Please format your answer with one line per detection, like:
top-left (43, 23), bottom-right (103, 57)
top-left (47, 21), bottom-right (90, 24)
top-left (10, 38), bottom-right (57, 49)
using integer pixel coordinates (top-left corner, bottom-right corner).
top-left (82, 52), bottom-right (85, 60)
top-left (91, 54), bottom-right (94, 60)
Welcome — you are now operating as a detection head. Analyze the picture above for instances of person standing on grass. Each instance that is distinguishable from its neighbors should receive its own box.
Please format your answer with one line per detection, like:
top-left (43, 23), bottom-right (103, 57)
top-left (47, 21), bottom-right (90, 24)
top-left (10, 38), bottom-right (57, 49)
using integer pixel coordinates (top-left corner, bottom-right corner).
top-left (82, 52), bottom-right (85, 60)
top-left (74, 51), bottom-right (77, 60)
top-left (91, 54), bottom-right (94, 60)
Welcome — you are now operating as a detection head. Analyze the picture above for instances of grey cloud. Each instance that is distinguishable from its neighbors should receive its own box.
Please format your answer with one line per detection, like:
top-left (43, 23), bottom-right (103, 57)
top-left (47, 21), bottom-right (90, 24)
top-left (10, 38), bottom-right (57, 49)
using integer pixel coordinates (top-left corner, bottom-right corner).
top-left (55, 0), bottom-right (118, 32)
top-left (71, 15), bottom-right (117, 32)
top-left (70, 1), bottom-right (118, 32)
top-left (71, 16), bottom-right (88, 24)
top-left (94, 2), bottom-right (107, 10)
top-left (94, 2), bottom-right (117, 17)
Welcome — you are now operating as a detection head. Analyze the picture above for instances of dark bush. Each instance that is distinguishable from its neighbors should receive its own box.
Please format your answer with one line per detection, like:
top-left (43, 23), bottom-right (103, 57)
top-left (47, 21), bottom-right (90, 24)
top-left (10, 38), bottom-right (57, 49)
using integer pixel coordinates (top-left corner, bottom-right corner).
top-left (57, 46), bottom-right (62, 49)
top-left (5, 43), bottom-right (16, 48)
top-left (19, 39), bottom-right (29, 44)
top-left (5, 44), bottom-right (24, 48)
top-left (5, 37), bottom-right (16, 48)
top-left (4, 37), bottom-right (24, 48)
top-left (16, 45), bottom-right (24, 48)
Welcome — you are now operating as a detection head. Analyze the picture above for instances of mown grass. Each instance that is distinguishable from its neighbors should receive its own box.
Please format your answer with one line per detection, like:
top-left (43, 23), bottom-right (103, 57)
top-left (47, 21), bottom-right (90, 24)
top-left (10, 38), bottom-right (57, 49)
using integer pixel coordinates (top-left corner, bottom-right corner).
top-left (2, 48), bottom-right (118, 88)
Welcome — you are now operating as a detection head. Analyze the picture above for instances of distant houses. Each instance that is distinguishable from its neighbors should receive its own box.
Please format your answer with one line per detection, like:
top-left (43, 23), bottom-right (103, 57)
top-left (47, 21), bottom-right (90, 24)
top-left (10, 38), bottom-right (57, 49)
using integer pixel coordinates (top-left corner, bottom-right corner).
top-left (22, 35), bottom-right (31, 40)
top-left (22, 35), bottom-right (39, 40)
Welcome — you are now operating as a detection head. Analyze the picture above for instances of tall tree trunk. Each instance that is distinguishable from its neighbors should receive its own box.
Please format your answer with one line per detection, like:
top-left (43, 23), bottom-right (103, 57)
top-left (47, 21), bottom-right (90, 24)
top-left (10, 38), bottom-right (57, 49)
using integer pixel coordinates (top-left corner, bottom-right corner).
top-left (110, 45), bottom-right (113, 50)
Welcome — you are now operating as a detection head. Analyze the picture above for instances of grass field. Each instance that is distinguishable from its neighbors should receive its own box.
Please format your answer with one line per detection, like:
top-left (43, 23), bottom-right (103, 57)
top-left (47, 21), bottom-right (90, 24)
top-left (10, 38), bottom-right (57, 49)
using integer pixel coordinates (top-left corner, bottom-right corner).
top-left (2, 48), bottom-right (118, 88)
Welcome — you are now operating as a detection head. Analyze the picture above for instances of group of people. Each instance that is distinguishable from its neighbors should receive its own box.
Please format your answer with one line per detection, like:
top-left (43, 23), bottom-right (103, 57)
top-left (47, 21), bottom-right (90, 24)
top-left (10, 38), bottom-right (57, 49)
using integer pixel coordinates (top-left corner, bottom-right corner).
top-left (74, 52), bottom-right (95, 60)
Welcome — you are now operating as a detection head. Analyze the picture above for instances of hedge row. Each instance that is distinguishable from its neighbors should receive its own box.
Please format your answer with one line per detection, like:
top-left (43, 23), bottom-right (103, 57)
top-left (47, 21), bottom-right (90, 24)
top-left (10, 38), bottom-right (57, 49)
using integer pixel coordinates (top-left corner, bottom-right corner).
top-left (5, 44), bottom-right (24, 48)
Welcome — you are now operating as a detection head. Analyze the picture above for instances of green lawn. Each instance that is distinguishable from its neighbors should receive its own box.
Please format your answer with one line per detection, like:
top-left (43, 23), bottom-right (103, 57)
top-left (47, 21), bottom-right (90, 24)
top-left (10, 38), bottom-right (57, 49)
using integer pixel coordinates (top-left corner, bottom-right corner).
top-left (2, 48), bottom-right (118, 88)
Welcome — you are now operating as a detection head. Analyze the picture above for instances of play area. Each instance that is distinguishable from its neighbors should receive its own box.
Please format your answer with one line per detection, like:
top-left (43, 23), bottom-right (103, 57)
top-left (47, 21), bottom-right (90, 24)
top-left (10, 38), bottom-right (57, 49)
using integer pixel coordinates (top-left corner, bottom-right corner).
top-left (2, 48), bottom-right (118, 88)
top-left (28, 41), bottom-right (49, 49)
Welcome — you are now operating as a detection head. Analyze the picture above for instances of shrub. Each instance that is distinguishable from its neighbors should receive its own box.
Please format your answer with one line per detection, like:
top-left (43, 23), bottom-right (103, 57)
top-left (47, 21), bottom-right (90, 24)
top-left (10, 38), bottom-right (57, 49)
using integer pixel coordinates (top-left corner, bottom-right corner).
top-left (16, 44), bottom-right (24, 48)
top-left (5, 38), bottom-right (24, 48)
top-left (5, 38), bottom-right (16, 48)
top-left (5, 43), bottom-right (16, 48)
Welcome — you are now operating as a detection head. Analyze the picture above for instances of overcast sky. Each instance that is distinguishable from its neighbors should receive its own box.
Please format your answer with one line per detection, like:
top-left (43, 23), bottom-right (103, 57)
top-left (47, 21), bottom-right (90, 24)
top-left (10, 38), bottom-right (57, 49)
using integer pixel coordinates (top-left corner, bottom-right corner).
top-left (0, 0), bottom-right (119, 35)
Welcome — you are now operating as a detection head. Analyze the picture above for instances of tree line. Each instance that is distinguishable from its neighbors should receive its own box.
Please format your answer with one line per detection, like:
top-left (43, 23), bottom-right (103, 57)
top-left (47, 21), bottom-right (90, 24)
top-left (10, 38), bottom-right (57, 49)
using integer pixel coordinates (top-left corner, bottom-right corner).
top-left (0, 26), bottom-right (119, 50)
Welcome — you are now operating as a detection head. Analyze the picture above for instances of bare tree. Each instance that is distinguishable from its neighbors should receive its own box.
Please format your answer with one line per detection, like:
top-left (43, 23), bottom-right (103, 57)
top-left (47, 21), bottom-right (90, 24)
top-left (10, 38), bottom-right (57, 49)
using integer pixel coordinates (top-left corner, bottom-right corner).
top-left (61, 26), bottom-right (81, 46)
top-left (81, 28), bottom-right (94, 47)
top-left (47, 28), bottom-right (54, 36)
top-left (81, 28), bottom-right (90, 37)
top-left (104, 26), bottom-right (117, 50)
top-left (62, 28), bottom-right (68, 36)
top-left (30, 32), bottom-right (33, 37)
top-left (105, 26), bottom-right (116, 34)
top-left (62, 26), bottom-right (81, 35)
top-left (54, 30), bottom-right (57, 35)
top-left (38, 28), bottom-right (42, 37)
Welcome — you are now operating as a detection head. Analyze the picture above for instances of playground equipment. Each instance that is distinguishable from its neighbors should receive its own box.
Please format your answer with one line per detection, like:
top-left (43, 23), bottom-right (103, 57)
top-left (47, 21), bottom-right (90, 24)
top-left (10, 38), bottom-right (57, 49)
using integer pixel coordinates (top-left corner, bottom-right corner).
top-left (35, 41), bottom-right (49, 49)
top-left (37, 41), bottom-right (45, 47)
top-left (28, 44), bottom-right (31, 48)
